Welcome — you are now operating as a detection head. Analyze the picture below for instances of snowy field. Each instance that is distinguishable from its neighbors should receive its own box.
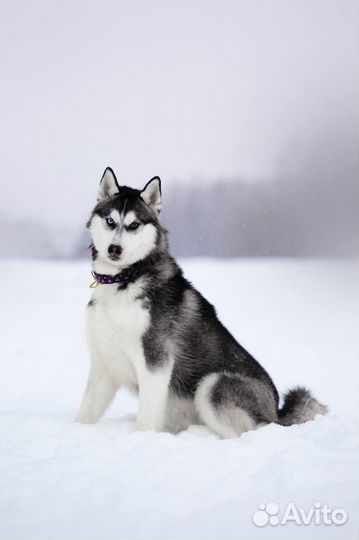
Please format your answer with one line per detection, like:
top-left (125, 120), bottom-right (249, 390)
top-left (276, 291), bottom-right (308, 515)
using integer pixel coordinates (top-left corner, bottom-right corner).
top-left (0, 258), bottom-right (358, 540)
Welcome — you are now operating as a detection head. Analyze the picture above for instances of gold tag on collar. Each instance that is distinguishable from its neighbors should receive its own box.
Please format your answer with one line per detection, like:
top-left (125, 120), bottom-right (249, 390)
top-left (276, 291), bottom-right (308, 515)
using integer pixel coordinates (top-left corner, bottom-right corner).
top-left (90, 280), bottom-right (99, 289)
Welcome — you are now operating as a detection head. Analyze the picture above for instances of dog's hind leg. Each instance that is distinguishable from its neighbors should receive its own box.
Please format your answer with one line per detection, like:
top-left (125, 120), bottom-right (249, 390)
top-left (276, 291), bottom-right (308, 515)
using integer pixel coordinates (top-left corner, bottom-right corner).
top-left (75, 358), bottom-right (118, 424)
top-left (194, 372), bottom-right (277, 439)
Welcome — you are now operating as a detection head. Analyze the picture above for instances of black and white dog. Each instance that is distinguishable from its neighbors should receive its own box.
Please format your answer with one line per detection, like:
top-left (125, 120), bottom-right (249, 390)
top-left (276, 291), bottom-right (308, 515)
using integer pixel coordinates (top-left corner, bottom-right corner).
top-left (76, 168), bottom-right (327, 437)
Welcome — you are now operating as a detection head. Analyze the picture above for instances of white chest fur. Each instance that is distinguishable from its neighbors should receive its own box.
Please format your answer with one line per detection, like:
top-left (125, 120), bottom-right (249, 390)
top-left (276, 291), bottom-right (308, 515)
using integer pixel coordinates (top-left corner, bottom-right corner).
top-left (86, 279), bottom-right (150, 391)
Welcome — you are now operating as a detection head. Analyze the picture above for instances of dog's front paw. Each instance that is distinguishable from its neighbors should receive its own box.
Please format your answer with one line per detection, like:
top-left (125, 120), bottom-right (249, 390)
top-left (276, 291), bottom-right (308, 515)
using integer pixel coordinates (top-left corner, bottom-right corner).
top-left (136, 417), bottom-right (162, 432)
top-left (75, 410), bottom-right (98, 424)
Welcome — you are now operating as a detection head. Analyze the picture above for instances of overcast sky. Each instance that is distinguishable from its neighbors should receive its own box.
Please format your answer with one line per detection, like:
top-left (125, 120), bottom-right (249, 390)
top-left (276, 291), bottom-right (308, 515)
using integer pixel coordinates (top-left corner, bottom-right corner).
top-left (0, 0), bottom-right (357, 229)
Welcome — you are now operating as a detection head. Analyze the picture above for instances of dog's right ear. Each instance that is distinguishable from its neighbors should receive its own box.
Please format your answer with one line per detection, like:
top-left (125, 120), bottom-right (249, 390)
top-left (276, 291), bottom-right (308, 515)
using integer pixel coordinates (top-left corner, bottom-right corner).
top-left (97, 167), bottom-right (120, 202)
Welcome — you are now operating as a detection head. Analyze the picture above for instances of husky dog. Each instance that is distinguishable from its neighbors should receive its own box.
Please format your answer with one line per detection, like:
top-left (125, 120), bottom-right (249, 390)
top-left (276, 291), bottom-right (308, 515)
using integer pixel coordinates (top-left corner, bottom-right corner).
top-left (76, 167), bottom-right (327, 437)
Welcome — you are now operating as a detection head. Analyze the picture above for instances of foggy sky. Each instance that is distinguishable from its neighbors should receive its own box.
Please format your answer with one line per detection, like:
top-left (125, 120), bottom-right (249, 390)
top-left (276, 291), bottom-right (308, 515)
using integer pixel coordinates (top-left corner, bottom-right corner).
top-left (0, 0), bottom-right (357, 253)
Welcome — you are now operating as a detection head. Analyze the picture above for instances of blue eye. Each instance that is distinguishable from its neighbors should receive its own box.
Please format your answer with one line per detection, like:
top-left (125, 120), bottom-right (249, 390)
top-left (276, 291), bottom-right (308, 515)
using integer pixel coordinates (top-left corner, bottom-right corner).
top-left (106, 217), bottom-right (115, 226)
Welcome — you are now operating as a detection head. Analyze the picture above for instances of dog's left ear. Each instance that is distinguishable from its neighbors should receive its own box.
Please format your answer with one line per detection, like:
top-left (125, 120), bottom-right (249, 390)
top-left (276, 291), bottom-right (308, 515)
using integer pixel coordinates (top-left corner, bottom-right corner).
top-left (97, 167), bottom-right (120, 202)
top-left (140, 176), bottom-right (162, 214)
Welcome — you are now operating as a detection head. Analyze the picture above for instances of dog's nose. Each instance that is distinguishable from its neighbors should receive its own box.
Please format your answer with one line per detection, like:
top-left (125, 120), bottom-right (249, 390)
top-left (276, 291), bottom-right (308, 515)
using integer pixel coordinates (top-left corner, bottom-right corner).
top-left (108, 244), bottom-right (122, 257)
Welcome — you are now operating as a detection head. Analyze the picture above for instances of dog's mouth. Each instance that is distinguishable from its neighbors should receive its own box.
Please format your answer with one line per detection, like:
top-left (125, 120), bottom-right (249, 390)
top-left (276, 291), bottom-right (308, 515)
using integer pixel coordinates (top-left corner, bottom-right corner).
top-left (108, 254), bottom-right (121, 262)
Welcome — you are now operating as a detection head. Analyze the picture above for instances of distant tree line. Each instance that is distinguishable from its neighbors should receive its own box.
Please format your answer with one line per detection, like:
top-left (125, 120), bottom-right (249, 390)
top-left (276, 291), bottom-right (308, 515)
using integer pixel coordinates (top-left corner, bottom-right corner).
top-left (1, 130), bottom-right (357, 259)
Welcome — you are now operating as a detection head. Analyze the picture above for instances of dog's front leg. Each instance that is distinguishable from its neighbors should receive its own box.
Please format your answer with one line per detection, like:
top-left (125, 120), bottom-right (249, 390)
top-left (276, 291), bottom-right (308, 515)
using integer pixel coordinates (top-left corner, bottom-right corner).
top-left (75, 355), bottom-right (118, 424)
top-left (136, 362), bottom-right (172, 432)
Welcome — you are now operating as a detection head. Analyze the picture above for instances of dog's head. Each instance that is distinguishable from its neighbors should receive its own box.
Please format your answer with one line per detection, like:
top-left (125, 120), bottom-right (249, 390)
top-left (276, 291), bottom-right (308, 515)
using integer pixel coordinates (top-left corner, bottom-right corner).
top-left (87, 168), bottom-right (163, 270)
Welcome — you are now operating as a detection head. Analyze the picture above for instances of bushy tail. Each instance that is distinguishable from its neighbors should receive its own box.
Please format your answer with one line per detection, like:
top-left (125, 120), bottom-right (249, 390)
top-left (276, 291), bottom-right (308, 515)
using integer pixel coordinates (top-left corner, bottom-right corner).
top-left (278, 386), bottom-right (328, 426)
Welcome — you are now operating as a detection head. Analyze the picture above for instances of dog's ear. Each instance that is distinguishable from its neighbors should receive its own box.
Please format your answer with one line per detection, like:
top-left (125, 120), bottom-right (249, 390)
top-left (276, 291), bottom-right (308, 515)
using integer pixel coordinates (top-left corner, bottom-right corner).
top-left (97, 167), bottom-right (120, 201)
top-left (140, 176), bottom-right (162, 214)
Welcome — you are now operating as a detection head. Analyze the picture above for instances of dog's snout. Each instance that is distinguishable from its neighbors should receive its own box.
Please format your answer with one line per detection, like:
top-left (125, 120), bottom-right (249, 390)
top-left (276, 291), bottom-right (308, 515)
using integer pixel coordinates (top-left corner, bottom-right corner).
top-left (108, 244), bottom-right (122, 257)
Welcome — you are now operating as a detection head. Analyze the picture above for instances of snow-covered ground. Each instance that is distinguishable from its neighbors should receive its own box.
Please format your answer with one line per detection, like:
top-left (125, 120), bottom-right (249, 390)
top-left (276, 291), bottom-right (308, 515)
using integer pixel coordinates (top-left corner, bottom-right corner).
top-left (0, 258), bottom-right (357, 540)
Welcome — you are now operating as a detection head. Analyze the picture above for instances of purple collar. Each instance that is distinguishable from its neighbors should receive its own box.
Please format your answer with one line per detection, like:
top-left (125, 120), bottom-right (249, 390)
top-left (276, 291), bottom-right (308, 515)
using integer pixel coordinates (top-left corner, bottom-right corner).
top-left (91, 269), bottom-right (138, 285)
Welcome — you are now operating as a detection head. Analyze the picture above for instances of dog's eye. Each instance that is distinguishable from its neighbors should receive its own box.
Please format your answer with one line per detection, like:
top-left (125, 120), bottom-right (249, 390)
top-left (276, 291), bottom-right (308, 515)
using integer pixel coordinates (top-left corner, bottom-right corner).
top-left (127, 221), bottom-right (140, 231)
top-left (106, 217), bottom-right (115, 226)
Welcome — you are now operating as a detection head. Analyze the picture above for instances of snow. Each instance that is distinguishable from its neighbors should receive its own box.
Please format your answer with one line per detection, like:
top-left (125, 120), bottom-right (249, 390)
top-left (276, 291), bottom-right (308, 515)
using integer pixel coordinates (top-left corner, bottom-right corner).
top-left (0, 258), bottom-right (357, 540)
